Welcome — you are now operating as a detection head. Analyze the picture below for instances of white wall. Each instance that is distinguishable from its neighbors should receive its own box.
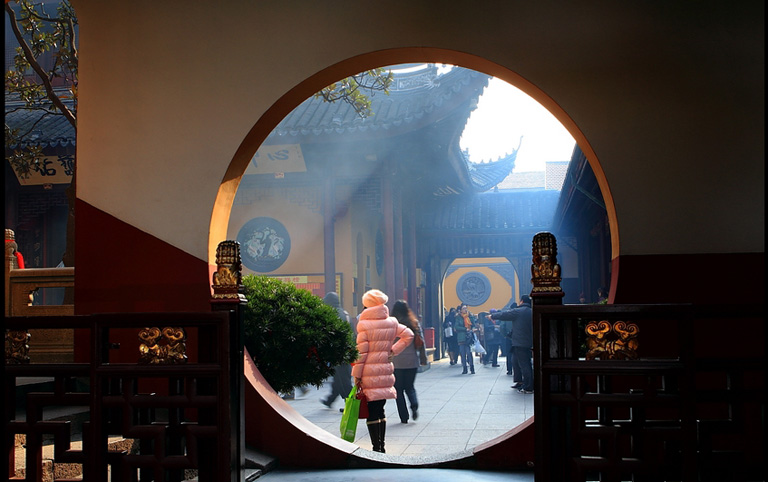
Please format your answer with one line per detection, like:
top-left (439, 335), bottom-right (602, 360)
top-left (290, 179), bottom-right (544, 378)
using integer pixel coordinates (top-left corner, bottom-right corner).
top-left (73, 1), bottom-right (764, 261)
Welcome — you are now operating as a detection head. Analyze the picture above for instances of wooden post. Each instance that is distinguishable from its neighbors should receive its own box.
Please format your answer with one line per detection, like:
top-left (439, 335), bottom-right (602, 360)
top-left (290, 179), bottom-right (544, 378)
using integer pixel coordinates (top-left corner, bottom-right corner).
top-left (210, 240), bottom-right (246, 482)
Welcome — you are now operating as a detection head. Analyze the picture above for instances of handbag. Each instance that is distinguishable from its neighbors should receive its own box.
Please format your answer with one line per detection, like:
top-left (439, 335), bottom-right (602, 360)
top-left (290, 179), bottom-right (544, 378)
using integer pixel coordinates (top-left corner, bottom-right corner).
top-left (418, 347), bottom-right (429, 366)
top-left (339, 386), bottom-right (361, 442)
top-left (356, 387), bottom-right (369, 419)
top-left (472, 337), bottom-right (487, 355)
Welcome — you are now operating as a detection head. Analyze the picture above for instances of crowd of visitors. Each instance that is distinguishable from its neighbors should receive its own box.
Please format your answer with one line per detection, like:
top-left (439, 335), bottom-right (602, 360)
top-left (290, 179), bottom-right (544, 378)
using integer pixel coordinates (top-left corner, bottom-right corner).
top-left (317, 288), bottom-right (535, 453)
top-left (440, 296), bottom-right (535, 393)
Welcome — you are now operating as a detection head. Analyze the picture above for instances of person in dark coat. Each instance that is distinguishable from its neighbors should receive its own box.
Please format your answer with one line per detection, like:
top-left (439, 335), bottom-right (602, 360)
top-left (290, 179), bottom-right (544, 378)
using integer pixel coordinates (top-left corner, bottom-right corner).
top-left (443, 307), bottom-right (459, 365)
top-left (491, 295), bottom-right (534, 393)
top-left (391, 299), bottom-right (424, 424)
top-left (481, 311), bottom-right (502, 367)
top-left (320, 292), bottom-right (354, 408)
top-left (454, 304), bottom-right (477, 374)
top-left (498, 303), bottom-right (517, 376)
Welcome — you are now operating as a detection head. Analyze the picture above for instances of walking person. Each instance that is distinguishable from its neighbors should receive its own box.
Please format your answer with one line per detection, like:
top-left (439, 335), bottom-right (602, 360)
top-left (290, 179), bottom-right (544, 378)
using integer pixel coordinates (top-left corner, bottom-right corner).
top-left (481, 311), bottom-right (502, 367)
top-left (454, 305), bottom-right (477, 374)
top-left (491, 295), bottom-right (534, 393)
top-left (443, 307), bottom-right (459, 365)
top-left (391, 299), bottom-right (425, 424)
top-left (499, 303), bottom-right (517, 376)
top-left (320, 292), bottom-right (354, 408)
top-left (352, 289), bottom-right (414, 453)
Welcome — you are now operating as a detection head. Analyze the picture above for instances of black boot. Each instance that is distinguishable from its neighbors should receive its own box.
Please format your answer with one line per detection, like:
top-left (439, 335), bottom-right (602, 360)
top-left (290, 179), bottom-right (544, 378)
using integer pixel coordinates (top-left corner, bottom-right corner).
top-left (379, 419), bottom-right (386, 453)
top-left (367, 419), bottom-right (385, 453)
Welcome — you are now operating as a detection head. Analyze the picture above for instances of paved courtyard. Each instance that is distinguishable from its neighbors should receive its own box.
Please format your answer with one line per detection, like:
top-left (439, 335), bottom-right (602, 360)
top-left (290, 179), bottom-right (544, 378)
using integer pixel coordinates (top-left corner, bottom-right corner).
top-left (284, 353), bottom-right (534, 456)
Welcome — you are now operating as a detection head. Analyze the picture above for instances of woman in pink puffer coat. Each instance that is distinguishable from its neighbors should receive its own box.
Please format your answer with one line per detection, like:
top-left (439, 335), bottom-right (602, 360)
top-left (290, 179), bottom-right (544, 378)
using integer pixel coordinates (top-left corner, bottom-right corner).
top-left (351, 289), bottom-right (413, 453)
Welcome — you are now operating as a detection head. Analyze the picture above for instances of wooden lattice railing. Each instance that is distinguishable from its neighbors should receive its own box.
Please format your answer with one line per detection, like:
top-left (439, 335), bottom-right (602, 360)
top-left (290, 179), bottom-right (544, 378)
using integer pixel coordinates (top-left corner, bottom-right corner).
top-left (4, 311), bottom-right (241, 482)
top-left (533, 303), bottom-right (765, 482)
top-left (5, 266), bottom-right (76, 364)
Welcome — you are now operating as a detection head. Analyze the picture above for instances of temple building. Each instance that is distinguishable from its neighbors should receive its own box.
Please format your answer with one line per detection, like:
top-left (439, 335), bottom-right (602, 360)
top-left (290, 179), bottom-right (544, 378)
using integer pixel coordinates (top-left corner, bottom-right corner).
top-left (227, 65), bottom-right (594, 352)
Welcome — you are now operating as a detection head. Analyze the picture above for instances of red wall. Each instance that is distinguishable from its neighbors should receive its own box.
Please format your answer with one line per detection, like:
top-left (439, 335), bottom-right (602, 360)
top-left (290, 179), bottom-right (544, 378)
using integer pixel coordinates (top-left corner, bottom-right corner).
top-left (612, 253), bottom-right (764, 304)
top-left (74, 200), bottom-right (212, 314)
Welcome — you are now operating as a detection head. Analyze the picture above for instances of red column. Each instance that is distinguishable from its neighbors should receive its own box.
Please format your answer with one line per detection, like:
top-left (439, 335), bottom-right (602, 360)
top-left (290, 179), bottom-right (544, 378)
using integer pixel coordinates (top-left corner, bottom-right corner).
top-left (393, 182), bottom-right (404, 301)
top-left (382, 176), bottom-right (395, 302)
top-left (323, 177), bottom-right (336, 295)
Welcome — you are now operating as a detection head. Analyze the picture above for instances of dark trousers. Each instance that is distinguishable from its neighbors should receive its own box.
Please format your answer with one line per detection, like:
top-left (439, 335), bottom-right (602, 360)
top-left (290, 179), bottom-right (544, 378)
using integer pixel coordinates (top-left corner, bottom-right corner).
top-left (486, 342), bottom-right (501, 365)
top-left (324, 363), bottom-right (352, 405)
top-left (510, 343), bottom-right (522, 382)
top-left (502, 338), bottom-right (513, 374)
top-left (446, 336), bottom-right (459, 362)
top-left (459, 343), bottom-right (474, 371)
top-left (512, 346), bottom-right (533, 391)
top-left (394, 367), bottom-right (418, 422)
top-left (366, 399), bottom-right (386, 421)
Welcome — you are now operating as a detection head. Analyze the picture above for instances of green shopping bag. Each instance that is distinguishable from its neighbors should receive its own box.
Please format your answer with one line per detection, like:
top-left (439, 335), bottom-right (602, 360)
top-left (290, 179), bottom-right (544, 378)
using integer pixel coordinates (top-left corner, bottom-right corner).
top-left (339, 387), bottom-right (360, 442)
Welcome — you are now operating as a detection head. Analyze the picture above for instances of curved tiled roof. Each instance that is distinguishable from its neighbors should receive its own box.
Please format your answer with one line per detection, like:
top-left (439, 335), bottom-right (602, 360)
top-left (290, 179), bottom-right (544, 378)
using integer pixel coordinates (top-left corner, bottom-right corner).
top-left (268, 65), bottom-right (518, 195)
top-left (5, 101), bottom-right (76, 150)
top-left (271, 65), bottom-right (491, 141)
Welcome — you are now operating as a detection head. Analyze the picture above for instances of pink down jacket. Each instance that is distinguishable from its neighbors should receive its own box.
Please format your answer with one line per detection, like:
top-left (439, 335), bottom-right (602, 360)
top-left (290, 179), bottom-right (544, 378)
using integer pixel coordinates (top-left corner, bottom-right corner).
top-left (351, 304), bottom-right (414, 401)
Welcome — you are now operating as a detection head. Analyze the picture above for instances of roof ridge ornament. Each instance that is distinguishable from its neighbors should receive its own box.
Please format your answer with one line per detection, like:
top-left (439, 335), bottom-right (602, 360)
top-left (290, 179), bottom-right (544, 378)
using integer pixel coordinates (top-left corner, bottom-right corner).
top-left (389, 65), bottom-right (440, 92)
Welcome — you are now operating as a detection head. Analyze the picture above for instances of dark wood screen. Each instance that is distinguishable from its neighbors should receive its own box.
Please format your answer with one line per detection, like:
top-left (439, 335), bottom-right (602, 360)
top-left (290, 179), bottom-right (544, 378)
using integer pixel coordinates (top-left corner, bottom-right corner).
top-left (533, 304), bottom-right (765, 482)
top-left (4, 311), bottom-right (238, 482)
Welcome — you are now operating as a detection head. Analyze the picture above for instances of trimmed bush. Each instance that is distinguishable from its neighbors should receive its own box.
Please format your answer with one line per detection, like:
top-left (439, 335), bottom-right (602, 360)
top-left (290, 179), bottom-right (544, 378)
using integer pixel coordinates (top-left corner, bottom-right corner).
top-left (242, 275), bottom-right (358, 395)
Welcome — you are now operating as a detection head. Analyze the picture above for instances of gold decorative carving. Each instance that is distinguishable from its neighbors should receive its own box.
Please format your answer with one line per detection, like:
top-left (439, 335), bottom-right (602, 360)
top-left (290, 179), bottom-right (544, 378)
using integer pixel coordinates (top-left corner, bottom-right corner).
top-left (5, 330), bottom-right (31, 364)
top-left (138, 327), bottom-right (187, 364)
top-left (585, 320), bottom-right (639, 360)
top-left (212, 240), bottom-right (245, 300)
top-left (531, 232), bottom-right (563, 294)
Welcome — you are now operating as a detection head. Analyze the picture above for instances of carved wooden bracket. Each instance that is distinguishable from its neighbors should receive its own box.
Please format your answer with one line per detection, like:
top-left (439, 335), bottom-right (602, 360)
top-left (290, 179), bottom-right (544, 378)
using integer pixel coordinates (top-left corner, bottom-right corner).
top-left (5, 329), bottom-right (31, 364)
top-left (585, 320), bottom-right (639, 360)
top-left (138, 327), bottom-right (187, 364)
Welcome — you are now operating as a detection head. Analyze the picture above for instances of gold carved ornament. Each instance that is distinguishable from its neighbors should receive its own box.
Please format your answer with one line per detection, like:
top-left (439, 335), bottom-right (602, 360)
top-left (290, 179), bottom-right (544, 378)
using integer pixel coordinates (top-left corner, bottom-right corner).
top-left (138, 327), bottom-right (187, 364)
top-left (212, 240), bottom-right (245, 300)
top-left (585, 320), bottom-right (639, 360)
top-left (531, 232), bottom-right (563, 294)
top-left (5, 330), bottom-right (31, 364)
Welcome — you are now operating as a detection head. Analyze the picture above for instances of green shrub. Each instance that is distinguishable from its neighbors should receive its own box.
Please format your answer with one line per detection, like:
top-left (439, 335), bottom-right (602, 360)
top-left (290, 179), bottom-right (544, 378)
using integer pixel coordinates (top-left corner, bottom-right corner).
top-left (242, 275), bottom-right (358, 395)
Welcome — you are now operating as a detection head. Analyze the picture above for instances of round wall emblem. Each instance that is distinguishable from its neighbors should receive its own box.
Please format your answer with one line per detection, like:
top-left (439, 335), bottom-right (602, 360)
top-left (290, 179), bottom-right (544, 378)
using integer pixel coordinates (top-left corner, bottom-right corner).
top-left (456, 271), bottom-right (491, 306)
top-left (237, 217), bottom-right (291, 272)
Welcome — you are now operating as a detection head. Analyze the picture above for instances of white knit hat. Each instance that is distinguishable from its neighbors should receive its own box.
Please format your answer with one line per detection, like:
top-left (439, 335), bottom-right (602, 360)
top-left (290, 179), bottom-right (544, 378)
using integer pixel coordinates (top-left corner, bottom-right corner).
top-left (362, 289), bottom-right (388, 308)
